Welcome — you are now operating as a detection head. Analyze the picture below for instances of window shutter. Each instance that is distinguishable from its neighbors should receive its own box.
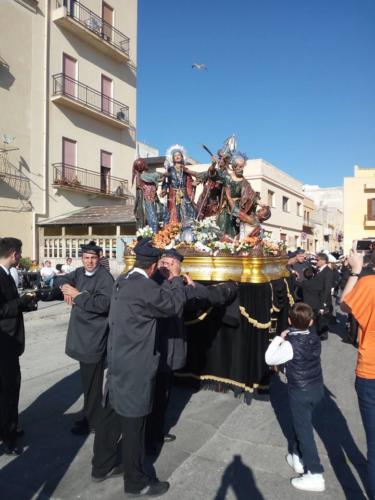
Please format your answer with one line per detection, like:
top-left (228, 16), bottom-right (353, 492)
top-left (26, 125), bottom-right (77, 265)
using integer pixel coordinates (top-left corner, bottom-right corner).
top-left (368, 199), bottom-right (375, 221)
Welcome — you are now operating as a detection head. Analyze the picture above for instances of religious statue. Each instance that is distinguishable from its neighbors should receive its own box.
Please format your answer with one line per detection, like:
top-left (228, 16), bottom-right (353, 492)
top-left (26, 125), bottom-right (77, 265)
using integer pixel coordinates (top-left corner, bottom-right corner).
top-left (216, 153), bottom-right (271, 238)
top-left (161, 145), bottom-right (197, 226)
top-left (196, 149), bottom-right (232, 219)
top-left (132, 158), bottom-right (164, 233)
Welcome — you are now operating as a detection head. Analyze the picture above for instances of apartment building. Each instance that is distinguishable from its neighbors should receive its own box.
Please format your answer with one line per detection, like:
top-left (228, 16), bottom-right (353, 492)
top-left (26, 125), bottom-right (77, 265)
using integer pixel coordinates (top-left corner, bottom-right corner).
top-left (343, 165), bottom-right (375, 253)
top-left (244, 159), bottom-right (304, 248)
top-left (303, 184), bottom-right (344, 253)
top-left (0, 0), bottom-right (137, 259)
top-left (302, 196), bottom-right (317, 253)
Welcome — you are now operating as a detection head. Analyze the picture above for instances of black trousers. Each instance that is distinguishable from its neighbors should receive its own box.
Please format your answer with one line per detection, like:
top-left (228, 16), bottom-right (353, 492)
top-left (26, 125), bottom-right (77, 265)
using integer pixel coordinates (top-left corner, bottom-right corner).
top-left (92, 406), bottom-right (150, 493)
top-left (146, 370), bottom-right (173, 446)
top-left (0, 351), bottom-right (21, 446)
top-left (288, 384), bottom-right (324, 474)
top-left (316, 312), bottom-right (329, 336)
top-left (79, 358), bottom-right (105, 429)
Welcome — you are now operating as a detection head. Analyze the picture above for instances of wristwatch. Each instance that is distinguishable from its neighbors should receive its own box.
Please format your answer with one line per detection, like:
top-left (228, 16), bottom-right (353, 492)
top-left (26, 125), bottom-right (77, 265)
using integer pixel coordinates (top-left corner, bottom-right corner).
top-left (350, 272), bottom-right (360, 277)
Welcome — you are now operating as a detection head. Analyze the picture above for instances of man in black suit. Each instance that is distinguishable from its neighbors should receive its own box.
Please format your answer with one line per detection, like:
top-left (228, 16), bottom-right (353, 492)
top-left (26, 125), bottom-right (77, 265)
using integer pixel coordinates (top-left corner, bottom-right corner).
top-left (315, 253), bottom-right (333, 340)
top-left (0, 237), bottom-right (36, 454)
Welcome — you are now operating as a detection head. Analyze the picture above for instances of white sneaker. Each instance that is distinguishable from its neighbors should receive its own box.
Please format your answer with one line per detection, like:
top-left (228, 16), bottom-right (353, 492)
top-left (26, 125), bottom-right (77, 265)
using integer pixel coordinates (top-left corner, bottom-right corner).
top-left (286, 453), bottom-right (304, 474)
top-left (291, 471), bottom-right (325, 492)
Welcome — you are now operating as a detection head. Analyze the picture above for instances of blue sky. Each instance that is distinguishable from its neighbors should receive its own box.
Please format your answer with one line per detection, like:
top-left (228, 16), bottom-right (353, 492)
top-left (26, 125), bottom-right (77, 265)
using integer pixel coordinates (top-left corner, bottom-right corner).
top-left (137, 0), bottom-right (375, 187)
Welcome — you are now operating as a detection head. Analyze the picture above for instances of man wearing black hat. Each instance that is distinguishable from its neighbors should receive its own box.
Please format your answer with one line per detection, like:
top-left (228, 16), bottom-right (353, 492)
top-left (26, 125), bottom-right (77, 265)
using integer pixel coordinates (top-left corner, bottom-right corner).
top-left (54, 240), bottom-right (114, 435)
top-left (147, 248), bottom-right (239, 451)
top-left (292, 249), bottom-right (309, 283)
top-left (91, 238), bottom-right (188, 497)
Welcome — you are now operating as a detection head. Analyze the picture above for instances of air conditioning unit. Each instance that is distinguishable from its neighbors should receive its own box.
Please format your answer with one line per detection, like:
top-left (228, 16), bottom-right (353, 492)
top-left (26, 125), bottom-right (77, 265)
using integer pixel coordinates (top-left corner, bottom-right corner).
top-left (117, 111), bottom-right (126, 122)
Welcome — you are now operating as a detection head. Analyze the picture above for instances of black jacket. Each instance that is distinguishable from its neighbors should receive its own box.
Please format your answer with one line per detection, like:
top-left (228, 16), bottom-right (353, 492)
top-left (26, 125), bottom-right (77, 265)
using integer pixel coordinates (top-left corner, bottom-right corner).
top-left (315, 266), bottom-right (333, 308)
top-left (0, 267), bottom-right (25, 356)
top-left (106, 271), bottom-right (187, 417)
top-left (300, 277), bottom-right (323, 312)
top-left (286, 329), bottom-right (323, 390)
top-left (55, 266), bottom-right (114, 363)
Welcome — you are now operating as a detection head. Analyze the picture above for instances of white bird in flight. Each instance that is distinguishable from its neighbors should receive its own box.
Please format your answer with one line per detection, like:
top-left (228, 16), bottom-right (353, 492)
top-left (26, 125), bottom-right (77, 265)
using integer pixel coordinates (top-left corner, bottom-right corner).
top-left (192, 63), bottom-right (207, 71)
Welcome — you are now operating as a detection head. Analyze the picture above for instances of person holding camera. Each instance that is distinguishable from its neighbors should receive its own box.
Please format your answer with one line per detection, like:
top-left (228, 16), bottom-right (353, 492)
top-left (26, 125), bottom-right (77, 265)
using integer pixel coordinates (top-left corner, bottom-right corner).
top-left (341, 250), bottom-right (375, 499)
top-left (0, 237), bottom-right (37, 455)
top-left (265, 302), bottom-right (325, 492)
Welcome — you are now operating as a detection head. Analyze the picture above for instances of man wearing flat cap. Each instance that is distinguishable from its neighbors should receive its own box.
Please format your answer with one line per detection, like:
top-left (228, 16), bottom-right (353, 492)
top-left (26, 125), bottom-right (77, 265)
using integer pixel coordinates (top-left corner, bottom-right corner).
top-left (146, 248), bottom-right (238, 451)
top-left (92, 238), bottom-right (189, 497)
top-left (54, 240), bottom-right (114, 435)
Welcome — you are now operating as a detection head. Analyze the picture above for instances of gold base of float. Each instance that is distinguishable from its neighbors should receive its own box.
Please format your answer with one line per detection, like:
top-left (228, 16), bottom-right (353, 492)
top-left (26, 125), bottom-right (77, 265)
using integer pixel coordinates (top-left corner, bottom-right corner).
top-left (124, 255), bottom-right (289, 284)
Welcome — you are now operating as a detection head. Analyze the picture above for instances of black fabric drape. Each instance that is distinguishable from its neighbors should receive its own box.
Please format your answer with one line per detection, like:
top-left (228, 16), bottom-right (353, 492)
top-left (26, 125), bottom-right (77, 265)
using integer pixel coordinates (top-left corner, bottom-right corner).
top-left (179, 281), bottom-right (277, 402)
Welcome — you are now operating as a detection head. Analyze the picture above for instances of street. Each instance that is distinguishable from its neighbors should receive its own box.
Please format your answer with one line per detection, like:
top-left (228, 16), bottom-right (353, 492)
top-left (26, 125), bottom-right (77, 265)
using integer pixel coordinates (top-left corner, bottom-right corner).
top-left (0, 302), bottom-right (368, 500)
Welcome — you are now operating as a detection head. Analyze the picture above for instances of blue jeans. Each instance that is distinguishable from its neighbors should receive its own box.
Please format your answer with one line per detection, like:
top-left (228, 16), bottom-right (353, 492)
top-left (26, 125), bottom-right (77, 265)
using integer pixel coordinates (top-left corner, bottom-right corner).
top-left (288, 383), bottom-right (324, 474)
top-left (355, 376), bottom-right (375, 499)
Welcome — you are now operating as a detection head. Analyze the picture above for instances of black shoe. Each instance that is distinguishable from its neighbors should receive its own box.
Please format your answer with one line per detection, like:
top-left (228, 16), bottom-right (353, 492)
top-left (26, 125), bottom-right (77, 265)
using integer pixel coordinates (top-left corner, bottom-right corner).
top-left (163, 433), bottom-right (176, 443)
top-left (320, 333), bottom-right (328, 341)
top-left (4, 443), bottom-right (23, 455)
top-left (92, 465), bottom-right (123, 482)
top-left (125, 480), bottom-right (170, 497)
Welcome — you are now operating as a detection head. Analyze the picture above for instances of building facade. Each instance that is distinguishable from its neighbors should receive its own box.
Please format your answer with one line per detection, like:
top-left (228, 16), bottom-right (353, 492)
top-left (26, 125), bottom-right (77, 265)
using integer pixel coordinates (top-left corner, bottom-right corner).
top-left (302, 196), bottom-right (316, 253)
top-left (303, 184), bottom-right (344, 253)
top-left (0, 0), bottom-right (137, 259)
top-left (244, 159), bottom-right (304, 248)
top-left (343, 165), bottom-right (375, 254)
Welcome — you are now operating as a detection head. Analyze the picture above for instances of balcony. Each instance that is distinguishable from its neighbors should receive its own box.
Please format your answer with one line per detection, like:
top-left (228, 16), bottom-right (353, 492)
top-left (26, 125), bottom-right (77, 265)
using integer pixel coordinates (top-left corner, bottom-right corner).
top-left (364, 215), bottom-right (375, 229)
top-left (53, 0), bottom-right (130, 63)
top-left (303, 218), bottom-right (314, 228)
top-left (52, 163), bottom-right (133, 201)
top-left (51, 74), bottom-right (130, 129)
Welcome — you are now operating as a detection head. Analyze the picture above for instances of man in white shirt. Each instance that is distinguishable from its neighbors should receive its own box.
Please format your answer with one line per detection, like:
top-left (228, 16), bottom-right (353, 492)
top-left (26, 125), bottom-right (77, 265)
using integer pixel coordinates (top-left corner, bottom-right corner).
top-left (40, 260), bottom-right (56, 287)
top-left (61, 257), bottom-right (74, 274)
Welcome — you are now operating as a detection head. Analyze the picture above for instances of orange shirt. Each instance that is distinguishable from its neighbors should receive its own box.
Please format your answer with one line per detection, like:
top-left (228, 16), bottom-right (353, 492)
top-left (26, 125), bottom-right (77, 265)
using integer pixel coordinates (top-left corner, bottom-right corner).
top-left (345, 275), bottom-right (375, 379)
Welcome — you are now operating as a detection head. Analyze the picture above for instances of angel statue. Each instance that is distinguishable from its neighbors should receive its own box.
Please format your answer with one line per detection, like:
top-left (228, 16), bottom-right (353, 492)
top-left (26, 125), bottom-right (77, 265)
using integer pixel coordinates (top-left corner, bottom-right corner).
top-left (132, 158), bottom-right (165, 233)
top-left (216, 153), bottom-right (271, 238)
top-left (161, 145), bottom-right (197, 226)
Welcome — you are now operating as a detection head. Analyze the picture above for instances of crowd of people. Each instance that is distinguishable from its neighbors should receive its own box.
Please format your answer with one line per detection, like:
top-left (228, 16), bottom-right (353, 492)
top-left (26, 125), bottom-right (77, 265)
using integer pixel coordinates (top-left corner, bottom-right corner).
top-left (0, 237), bottom-right (237, 497)
top-left (1, 235), bottom-right (375, 497)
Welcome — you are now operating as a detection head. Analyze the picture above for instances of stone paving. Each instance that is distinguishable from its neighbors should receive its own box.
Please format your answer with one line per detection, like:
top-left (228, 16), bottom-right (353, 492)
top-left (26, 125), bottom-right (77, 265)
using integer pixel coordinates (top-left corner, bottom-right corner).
top-left (0, 302), bottom-right (369, 499)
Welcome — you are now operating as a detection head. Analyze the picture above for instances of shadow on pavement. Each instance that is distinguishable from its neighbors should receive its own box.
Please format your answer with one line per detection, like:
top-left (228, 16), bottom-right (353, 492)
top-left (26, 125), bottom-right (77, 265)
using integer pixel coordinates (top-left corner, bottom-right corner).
top-left (270, 374), bottom-right (368, 499)
top-left (144, 381), bottom-right (198, 474)
top-left (214, 454), bottom-right (264, 500)
top-left (0, 370), bottom-right (86, 500)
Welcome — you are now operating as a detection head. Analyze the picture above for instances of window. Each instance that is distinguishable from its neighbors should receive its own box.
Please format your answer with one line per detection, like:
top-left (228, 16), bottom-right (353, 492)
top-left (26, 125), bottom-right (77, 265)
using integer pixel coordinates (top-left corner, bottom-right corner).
top-left (282, 196), bottom-right (289, 212)
top-left (102, 2), bottom-right (114, 41)
top-left (368, 198), bottom-right (375, 221)
top-left (280, 233), bottom-right (287, 242)
top-left (101, 75), bottom-right (113, 115)
top-left (62, 53), bottom-right (77, 97)
top-left (101, 150), bottom-right (112, 194)
top-left (268, 190), bottom-right (275, 207)
top-left (62, 138), bottom-right (77, 181)
top-left (297, 202), bottom-right (302, 216)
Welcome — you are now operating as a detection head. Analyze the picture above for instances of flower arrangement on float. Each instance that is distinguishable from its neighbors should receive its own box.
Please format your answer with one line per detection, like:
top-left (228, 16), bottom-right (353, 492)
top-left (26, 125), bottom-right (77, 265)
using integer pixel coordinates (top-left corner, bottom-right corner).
top-left (128, 219), bottom-right (286, 258)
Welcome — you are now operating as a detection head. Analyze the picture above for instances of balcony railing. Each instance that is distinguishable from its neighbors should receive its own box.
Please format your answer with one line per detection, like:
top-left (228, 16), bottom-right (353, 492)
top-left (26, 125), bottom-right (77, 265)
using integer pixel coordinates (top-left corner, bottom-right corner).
top-left (52, 73), bottom-right (129, 125)
top-left (61, 0), bottom-right (130, 56)
top-left (53, 163), bottom-right (132, 200)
